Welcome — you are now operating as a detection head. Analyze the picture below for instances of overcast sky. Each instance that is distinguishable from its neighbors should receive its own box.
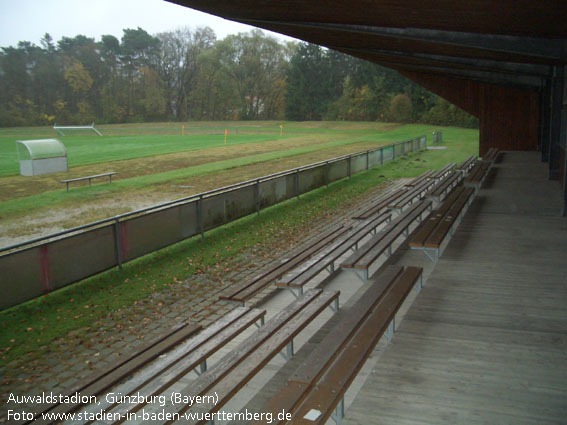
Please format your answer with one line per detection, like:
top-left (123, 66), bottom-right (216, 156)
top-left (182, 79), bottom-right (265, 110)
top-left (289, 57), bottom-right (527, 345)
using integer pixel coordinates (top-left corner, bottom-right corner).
top-left (0, 0), bottom-right (294, 48)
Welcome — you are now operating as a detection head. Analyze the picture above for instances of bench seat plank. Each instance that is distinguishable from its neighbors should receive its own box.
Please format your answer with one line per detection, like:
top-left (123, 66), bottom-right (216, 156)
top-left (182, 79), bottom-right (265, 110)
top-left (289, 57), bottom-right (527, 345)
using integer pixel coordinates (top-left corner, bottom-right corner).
top-left (427, 171), bottom-right (462, 198)
top-left (77, 308), bottom-right (265, 424)
top-left (404, 169), bottom-right (434, 187)
top-left (424, 187), bottom-right (474, 248)
top-left (291, 267), bottom-right (422, 425)
top-left (140, 289), bottom-right (339, 425)
top-left (289, 265), bottom-right (404, 385)
top-left (60, 172), bottom-right (117, 184)
top-left (409, 186), bottom-right (466, 248)
top-left (28, 322), bottom-right (201, 425)
top-left (352, 186), bottom-right (407, 219)
top-left (278, 213), bottom-right (391, 288)
top-left (464, 161), bottom-right (490, 185)
top-left (220, 224), bottom-right (350, 302)
top-left (429, 163), bottom-right (455, 180)
top-left (387, 178), bottom-right (435, 210)
top-left (456, 155), bottom-right (476, 173)
top-left (342, 200), bottom-right (432, 270)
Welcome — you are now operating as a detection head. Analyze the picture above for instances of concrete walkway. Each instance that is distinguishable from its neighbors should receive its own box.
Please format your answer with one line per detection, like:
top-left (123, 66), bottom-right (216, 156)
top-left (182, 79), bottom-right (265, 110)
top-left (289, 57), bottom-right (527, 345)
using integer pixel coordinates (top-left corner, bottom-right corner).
top-left (342, 151), bottom-right (567, 424)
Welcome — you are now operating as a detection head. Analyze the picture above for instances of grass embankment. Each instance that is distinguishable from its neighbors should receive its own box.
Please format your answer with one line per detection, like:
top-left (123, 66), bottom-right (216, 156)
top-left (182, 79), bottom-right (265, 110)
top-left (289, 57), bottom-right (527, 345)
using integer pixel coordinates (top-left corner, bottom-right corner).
top-left (0, 125), bottom-right (478, 371)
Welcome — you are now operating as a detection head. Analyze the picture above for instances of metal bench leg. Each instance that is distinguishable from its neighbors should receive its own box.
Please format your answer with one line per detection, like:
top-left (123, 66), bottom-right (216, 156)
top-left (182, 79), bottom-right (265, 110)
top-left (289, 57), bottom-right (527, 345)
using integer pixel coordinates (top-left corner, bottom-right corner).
top-left (285, 286), bottom-right (303, 299)
top-left (280, 339), bottom-right (294, 361)
top-left (422, 248), bottom-right (438, 263)
top-left (254, 316), bottom-right (265, 329)
top-left (414, 274), bottom-right (423, 293)
top-left (194, 359), bottom-right (207, 376)
top-left (329, 296), bottom-right (340, 313)
top-left (326, 262), bottom-right (335, 274)
top-left (331, 397), bottom-right (345, 424)
top-left (385, 318), bottom-right (395, 343)
top-left (354, 268), bottom-right (369, 283)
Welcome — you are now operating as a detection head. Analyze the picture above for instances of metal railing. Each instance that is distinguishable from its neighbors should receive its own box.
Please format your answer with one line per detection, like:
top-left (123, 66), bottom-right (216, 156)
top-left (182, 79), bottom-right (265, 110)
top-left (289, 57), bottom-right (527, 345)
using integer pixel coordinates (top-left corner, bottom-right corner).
top-left (0, 136), bottom-right (427, 310)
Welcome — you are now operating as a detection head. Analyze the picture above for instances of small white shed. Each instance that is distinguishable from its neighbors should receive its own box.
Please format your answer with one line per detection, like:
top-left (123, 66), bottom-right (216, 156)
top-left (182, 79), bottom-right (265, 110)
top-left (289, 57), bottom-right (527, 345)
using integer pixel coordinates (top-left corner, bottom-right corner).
top-left (16, 139), bottom-right (68, 176)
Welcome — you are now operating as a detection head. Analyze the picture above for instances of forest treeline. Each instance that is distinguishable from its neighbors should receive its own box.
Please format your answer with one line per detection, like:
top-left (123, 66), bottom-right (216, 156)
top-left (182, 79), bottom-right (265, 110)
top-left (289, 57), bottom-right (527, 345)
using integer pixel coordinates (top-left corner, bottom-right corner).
top-left (0, 27), bottom-right (478, 128)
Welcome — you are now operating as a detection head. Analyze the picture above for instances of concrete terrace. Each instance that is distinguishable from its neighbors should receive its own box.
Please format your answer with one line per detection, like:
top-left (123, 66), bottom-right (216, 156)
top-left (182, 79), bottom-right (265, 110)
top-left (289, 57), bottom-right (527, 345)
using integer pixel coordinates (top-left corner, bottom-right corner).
top-left (340, 151), bottom-right (567, 424)
top-left (232, 151), bottom-right (567, 425)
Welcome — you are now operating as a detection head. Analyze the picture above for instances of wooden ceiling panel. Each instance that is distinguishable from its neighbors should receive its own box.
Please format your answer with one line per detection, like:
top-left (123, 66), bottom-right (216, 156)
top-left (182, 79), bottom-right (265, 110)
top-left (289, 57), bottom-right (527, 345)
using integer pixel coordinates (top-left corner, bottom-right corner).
top-left (169, 0), bottom-right (567, 39)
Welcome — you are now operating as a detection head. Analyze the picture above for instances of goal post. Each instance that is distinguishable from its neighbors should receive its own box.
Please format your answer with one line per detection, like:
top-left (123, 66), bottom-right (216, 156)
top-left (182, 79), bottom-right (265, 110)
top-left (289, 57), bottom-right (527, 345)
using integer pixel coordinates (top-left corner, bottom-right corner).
top-left (53, 122), bottom-right (102, 136)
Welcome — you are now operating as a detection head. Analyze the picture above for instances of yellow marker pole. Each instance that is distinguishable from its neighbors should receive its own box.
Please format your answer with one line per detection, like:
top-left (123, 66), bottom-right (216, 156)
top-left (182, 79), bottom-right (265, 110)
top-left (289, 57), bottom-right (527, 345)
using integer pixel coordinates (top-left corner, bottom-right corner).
top-left (182, 124), bottom-right (184, 136)
top-left (224, 129), bottom-right (228, 145)
top-left (280, 123), bottom-right (283, 137)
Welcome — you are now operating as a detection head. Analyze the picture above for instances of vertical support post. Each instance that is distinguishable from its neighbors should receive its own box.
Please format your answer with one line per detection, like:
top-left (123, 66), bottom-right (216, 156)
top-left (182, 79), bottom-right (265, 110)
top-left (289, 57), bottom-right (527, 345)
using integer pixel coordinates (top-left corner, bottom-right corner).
top-left (366, 150), bottom-right (369, 170)
top-left (331, 397), bottom-right (344, 424)
top-left (393, 144), bottom-right (396, 160)
top-left (414, 273), bottom-right (422, 293)
top-left (325, 161), bottom-right (329, 187)
top-left (347, 155), bottom-right (351, 178)
top-left (255, 179), bottom-right (260, 216)
top-left (114, 218), bottom-right (123, 269)
top-left (380, 148), bottom-right (383, 166)
top-left (549, 65), bottom-right (564, 180)
top-left (542, 78), bottom-right (553, 162)
top-left (295, 169), bottom-right (300, 199)
top-left (198, 195), bottom-right (204, 240)
top-left (386, 318), bottom-right (395, 343)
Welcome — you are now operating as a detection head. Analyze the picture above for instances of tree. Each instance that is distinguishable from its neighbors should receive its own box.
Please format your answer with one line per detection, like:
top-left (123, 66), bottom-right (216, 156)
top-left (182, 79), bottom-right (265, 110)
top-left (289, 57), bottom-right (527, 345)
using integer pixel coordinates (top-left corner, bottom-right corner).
top-left (120, 28), bottom-right (161, 119)
top-left (157, 27), bottom-right (216, 120)
top-left (217, 30), bottom-right (288, 120)
top-left (285, 43), bottom-right (328, 120)
top-left (388, 94), bottom-right (413, 122)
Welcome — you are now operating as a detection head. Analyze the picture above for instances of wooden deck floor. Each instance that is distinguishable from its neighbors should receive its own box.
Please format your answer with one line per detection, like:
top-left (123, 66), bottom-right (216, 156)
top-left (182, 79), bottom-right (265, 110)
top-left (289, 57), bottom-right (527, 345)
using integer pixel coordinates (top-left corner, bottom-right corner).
top-left (343, 151), bottom-right (567, 424)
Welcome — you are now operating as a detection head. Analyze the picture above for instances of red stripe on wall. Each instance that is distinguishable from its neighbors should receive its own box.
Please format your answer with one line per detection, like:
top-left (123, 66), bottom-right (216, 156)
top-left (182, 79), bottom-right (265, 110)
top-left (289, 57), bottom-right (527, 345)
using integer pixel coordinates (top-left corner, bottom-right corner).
top-left (40, 245), bottom-right (51, 291)
top-left (120, 222), bottom-right (128, 262)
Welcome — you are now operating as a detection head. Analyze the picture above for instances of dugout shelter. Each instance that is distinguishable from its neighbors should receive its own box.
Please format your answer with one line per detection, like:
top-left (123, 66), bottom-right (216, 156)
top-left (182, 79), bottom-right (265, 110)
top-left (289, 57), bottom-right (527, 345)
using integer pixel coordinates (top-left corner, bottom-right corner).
top-left (16, 138), bottom-right (68, 176)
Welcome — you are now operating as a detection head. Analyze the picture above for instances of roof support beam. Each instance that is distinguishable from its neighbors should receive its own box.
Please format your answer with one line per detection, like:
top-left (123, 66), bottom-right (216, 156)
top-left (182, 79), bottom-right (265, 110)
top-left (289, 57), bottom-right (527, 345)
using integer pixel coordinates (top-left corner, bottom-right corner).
top-left (354, 55), bottom-right (544, 89)
top-left (244, 20), bottom-right (567, 62)
top-left (332, 45), bottom-right (551, 78)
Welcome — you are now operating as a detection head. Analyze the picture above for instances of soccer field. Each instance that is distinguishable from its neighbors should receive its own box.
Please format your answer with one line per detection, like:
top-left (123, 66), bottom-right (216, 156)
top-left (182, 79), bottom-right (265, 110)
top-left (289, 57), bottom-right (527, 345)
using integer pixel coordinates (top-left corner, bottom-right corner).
top-left (0, 121), bottom-right (431, 177)
top-left (0, 129), bottom-right (292, 177)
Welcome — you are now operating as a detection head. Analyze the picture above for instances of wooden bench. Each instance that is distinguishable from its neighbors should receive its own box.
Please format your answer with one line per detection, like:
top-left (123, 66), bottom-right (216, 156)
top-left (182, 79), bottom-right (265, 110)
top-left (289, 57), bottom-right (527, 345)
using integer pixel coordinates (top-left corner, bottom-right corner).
top-left (404, 169), bottom-right (435, 187)
top-left (220, 224), bottom-right (351, 304)
top-left (59, 306), bottom-right (265, 425)
top-left (93, 289), bottom-right (339, 425)
top-left (61, 172), bottom-right (116, 191)
top-left (341, 200), bottom-right (433, 281)
top-left (254, 265), bottom-right (423, 425)
top-left (386, 178), bottom-right (436, 214)
top-left (277, 212), bottom-right (392, 295)
top-left (456, 155), bottom-right (476, 173)
top-left (425, 170), bottom-right (463, 203)
top-left (409, 185), bottom-right (475, 262)
top-left (429, 163), bottom-right (455, 180)
top-left (463, 160), bottom-right (491, 191)
top-left (481, 147), bottom-right (500, 163)
top-left (16, 321), bottom-right (202, 425)
top-left (351, 182), bottom-right (407, 219)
